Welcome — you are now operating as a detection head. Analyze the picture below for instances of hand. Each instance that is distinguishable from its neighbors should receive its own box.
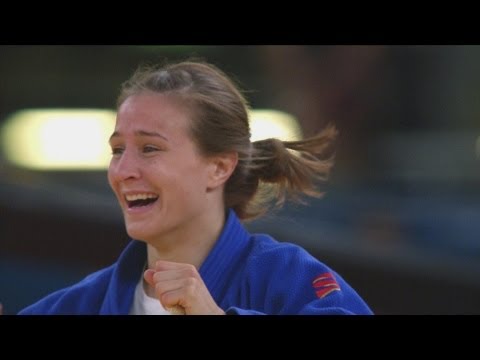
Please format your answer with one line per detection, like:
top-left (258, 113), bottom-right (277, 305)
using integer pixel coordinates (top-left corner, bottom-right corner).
top-left (144, 261), bottom-right (225, 315)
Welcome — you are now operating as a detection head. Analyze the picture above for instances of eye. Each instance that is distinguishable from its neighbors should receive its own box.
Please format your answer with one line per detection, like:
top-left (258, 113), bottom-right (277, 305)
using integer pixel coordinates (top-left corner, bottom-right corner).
top-left (111, 147), bottom-right (124, 155)
top-left (143, 145), bottom-right (159, 153)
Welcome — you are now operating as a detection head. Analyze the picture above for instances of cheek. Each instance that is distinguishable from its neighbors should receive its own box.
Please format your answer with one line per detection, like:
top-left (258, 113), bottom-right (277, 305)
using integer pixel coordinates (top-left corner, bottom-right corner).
top-left (167, 167), bottom-right (208, 198)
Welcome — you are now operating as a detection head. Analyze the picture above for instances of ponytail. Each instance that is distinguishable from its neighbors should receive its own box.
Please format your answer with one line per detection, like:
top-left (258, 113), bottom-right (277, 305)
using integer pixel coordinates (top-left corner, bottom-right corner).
top-left (226, 124), bottom-right (338, 220)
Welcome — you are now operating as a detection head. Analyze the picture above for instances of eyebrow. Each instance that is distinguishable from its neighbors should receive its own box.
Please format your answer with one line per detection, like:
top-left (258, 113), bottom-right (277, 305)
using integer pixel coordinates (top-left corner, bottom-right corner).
top-left (109, 130), bottom-right (169, 142)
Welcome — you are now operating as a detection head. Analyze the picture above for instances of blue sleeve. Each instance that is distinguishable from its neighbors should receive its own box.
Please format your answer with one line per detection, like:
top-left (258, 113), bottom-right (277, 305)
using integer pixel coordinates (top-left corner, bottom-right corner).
top-left (18, 288), bottom-right (71, 315)
top-left (18, 267), bottom-right (111, 315)
top-left (233, 241), bottom-right (373, 315)
top-left (225, 307), bottom-right (266, 315)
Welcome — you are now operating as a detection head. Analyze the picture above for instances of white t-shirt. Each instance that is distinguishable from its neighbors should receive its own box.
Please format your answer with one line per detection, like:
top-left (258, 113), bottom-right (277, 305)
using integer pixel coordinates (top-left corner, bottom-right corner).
top-left (129, 275), bottom-right (171, 315)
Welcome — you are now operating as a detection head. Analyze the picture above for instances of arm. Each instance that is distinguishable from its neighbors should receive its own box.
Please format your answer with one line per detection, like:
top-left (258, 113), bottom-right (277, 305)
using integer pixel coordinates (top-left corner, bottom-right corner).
top-left (229, 242), bottom-right (373, 315)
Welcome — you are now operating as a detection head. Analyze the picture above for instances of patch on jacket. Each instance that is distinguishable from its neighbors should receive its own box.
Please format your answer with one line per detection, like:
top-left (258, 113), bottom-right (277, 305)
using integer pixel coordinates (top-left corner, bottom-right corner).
top-left (312, 272), bottom-right (341, 298)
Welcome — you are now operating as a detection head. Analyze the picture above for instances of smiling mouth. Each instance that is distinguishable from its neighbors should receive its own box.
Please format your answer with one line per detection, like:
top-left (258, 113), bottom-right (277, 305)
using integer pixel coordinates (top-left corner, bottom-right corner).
top-left (125, 194), bottom-right (159, 209)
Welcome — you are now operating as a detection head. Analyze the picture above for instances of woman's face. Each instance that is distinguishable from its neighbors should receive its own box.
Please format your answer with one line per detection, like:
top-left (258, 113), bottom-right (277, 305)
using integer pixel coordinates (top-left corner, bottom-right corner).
top-left (108, 93), bottom-right (213, 242)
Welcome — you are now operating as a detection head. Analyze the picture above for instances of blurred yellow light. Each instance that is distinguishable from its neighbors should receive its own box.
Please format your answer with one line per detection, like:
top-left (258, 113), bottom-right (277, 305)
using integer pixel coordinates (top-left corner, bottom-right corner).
top-left (249, 109), bottom-right (303, 142)
top-left (1, 109), bottom-right (116, 170)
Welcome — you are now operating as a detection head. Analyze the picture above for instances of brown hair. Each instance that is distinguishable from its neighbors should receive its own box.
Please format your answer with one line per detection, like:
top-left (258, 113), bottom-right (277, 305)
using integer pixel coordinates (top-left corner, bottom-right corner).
top-left (117, 60), bottom-right (337, 220)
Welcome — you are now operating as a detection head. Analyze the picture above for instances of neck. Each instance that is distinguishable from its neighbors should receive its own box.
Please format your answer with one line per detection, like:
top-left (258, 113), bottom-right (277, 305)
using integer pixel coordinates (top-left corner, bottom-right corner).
top-left (146, 206), bottom-right (227, 271)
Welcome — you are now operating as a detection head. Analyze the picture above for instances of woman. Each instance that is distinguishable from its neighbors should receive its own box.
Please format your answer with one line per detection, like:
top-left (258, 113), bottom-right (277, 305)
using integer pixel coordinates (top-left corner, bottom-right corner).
top-left (19, 61), bottom-right (372, 315)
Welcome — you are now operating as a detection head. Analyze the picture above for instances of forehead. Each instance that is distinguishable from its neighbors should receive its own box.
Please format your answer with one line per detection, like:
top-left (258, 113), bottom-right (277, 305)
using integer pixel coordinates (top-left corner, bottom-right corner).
top-left (116, 93), bottom-right (192, 133)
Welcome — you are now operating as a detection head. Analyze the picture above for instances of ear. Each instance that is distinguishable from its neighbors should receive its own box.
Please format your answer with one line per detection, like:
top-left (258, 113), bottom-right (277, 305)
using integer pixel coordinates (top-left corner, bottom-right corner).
top-left (207, 151), bottom-right (238, 191)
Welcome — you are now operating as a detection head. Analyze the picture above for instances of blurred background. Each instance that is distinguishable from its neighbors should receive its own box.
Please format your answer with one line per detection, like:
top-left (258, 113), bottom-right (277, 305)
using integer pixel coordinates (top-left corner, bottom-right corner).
top-left (2, 45), bottom-right (480, 314)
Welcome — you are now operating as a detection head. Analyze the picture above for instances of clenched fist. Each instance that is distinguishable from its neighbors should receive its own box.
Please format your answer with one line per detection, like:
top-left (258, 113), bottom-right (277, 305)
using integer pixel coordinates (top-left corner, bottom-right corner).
top-left (144, 261), bottom-right (225, 315)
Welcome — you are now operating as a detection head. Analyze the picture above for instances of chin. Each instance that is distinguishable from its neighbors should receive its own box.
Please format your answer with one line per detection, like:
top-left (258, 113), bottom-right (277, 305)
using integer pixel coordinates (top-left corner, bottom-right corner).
top-left (125, 226), bottom-right (152, 242)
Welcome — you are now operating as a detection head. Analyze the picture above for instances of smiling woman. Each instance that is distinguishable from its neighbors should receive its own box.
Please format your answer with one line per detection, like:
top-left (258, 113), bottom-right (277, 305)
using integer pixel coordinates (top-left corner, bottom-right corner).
top-left (108, 93), bottom-right (224, 274)
top-left (18, 60), bottom-right (372, 315)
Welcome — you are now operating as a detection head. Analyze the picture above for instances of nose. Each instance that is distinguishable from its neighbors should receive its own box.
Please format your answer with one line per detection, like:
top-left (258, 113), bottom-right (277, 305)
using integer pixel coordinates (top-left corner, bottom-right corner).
top-left (108, 149), bottom-right (141, 182)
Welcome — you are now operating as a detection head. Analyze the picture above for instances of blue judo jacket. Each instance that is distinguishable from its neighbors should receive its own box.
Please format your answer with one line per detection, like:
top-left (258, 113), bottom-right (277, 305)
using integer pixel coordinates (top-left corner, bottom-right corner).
top-left (19, 210), bottom-right (373, 315)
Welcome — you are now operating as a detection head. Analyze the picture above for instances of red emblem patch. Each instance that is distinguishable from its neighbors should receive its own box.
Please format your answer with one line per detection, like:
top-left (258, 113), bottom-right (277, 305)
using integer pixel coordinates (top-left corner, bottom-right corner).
top-left (312, 272), bottom-right (341, 298)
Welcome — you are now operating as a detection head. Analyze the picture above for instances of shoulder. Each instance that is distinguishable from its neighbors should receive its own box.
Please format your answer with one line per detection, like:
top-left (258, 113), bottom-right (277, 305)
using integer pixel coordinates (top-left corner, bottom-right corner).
top-left (247, 233), bottom-right (326, 272)
top-left (18, 265), bottom-right (115, 315)
top-left (243, 233), bottom-right (372, 314)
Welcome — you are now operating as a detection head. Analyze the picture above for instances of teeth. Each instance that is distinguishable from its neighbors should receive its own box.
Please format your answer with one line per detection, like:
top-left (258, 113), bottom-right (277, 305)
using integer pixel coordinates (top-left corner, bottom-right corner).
top-left (125, 193), bottom-right (158, 201)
